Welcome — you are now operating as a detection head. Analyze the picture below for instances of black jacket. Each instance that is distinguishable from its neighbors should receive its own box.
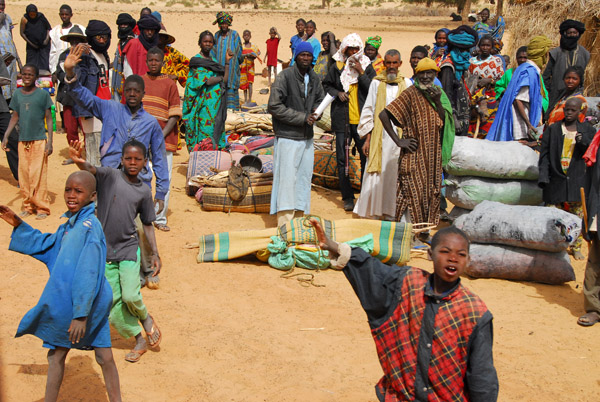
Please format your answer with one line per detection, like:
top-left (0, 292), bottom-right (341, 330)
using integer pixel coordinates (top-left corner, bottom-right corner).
top-left (55, 49), bottom-right (75, 107)
top-left (322, 61), bottom-right (375, 133)
top-left (267, 64), bottom-right (325, 140)
top-left (538, 120), bottom-right (595, 204)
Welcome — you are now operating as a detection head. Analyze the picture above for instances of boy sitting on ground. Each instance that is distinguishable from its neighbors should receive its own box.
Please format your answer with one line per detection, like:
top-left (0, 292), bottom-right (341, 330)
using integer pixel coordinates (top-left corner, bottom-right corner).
top-left (0, 171), bottom-right (121, 401)
top-left (309, 219), bottom-right (499, 401)
top-left (70, 139), bottom-right (163, 363)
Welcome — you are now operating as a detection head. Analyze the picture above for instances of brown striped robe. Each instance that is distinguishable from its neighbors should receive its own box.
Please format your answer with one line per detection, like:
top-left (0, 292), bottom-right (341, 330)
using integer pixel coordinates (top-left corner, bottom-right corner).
top-left (385, 85), bottom-right (443, 226)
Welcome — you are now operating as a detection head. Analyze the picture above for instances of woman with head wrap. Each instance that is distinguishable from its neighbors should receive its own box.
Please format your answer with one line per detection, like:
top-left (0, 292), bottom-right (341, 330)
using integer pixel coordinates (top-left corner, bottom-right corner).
top-left (543, 19), bottom-right (590, 112)
top-left (121, 14), bottom-right (161, 77)
top-left (466, 35), bottom-right (504, 137)
top-left (111, 13), bottom-right (136, 101)
top-left (323, 33), bottom-right (376, 211)
top-left (546, 66), bottom-right (587, 126)
top-left (364, 35), bottom-right (384, 75)
top-left (19, 4), bottom-right (51, 71)
top-left (487, 36), bottom-right (549, 143)
top-left (378, 57), bottom-right (454, 227)
top-left (438, 25), bottom-right (477, 136)
top-left (210, 11), bottom-right (243, 111)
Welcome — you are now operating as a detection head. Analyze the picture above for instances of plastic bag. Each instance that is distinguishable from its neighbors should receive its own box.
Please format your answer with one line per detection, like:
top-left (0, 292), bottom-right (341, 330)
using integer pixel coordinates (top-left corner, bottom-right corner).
top-left (454, 201), bottom-right (581, 252)
top-left (446, 136), bottom-right (539, 180)
top-left (467, 244), bottom-right (575, 284)
top-left (445, 175), bottom-right (543, 210)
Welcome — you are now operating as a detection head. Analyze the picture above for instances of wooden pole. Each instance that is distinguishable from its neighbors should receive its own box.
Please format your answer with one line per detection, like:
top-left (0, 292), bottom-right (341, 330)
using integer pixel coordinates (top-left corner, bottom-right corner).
top-left (462, 0), bottom-right (472, 21)
top-left (496, 0), bottom-right (504, 18)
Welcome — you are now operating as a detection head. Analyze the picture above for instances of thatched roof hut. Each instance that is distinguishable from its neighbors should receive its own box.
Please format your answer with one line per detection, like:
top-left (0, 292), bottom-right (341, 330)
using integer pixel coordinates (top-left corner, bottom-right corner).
top-left (505, 0), bottom-right (600, 95)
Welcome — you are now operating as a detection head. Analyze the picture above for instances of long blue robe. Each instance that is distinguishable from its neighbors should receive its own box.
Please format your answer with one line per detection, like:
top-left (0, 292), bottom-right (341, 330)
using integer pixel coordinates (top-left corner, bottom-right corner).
top-left (486, 61), bottom-right (544, 142)
top-left (9, 202), bottom-right (112, 349)
top-left (211, 29), bottom-right (243, 110)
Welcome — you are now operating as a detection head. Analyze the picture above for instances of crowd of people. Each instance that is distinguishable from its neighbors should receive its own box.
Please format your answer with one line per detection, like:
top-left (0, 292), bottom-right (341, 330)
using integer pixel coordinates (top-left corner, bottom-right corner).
top-left (0, 3), bottom-right (599, 401)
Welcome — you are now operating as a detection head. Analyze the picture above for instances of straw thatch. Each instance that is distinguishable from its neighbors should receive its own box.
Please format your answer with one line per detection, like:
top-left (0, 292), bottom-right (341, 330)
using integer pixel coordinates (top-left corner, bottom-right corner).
top-left (505, 0), bottom-right (600, 95)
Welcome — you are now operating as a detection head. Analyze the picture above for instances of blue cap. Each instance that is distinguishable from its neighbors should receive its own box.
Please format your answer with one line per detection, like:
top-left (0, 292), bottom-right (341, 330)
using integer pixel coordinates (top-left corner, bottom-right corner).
top-left (295, 41), bottom-right (313, 59)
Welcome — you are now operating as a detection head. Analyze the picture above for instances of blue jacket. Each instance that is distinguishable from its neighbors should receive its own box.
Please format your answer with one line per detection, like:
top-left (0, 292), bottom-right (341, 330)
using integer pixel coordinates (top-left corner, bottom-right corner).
top-left (68, 81), bottom-right (169, 200)
top-left (10, 203), bottom-right (112, 349)
top-left (71, 53), bottom-right (105, 118)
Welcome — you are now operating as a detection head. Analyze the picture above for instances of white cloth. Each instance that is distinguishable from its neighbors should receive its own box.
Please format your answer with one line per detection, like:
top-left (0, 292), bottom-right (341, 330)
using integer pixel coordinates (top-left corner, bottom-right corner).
top-left (332, 33), bottom-right (371, 92)
top-left (270, 137), bottom-right (314, 215)
top-left (49, 23), bottom-right (86, 74)
top-left (512, 86), bottom-right (530, 141)
top-left (354, 79), bottom-right (412, 219)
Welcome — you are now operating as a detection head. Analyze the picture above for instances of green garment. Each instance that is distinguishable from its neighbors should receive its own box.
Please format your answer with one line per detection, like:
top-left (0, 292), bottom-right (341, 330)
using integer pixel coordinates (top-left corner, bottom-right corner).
top-left (9, 87), bottom-right (52, 141)
top-left (413, 80), bottom-right (455, 168)
top-left (105, 248), bottom-right (148, 338)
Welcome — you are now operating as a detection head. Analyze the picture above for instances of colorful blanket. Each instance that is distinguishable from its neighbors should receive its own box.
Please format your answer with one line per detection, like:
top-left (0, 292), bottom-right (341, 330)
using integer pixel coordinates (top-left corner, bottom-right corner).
top-left (197, 217), bottom-right (413, 265)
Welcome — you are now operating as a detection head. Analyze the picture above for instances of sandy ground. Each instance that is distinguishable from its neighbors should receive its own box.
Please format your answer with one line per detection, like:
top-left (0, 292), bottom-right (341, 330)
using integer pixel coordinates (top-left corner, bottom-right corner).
top-left (0, 3), bottom-right (599, 401)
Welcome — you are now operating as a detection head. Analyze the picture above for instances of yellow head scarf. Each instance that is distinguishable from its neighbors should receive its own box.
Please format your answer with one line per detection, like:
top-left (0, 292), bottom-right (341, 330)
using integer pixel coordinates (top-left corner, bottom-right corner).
top-left (414, 57), bottom-right (440, 74)
top-left (527, 35), bottom-right (553, 69)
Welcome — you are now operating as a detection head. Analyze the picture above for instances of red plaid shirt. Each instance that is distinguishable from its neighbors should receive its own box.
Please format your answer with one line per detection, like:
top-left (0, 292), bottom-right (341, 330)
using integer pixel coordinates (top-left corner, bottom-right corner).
top-left (372, 268), bottom-right (489, 401)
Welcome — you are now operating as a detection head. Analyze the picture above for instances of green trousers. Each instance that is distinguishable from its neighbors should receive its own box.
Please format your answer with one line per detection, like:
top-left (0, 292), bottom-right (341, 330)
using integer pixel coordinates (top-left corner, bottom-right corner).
top-left (105, 249), bottom-right (148, 338)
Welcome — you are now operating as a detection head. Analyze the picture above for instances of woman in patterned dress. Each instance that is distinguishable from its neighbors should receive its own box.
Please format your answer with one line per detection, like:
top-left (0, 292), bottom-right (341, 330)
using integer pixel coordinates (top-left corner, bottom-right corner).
top-left (182, 31), bottom-right (232, 151)
top-left (467, 35), bottom-right (504, 137)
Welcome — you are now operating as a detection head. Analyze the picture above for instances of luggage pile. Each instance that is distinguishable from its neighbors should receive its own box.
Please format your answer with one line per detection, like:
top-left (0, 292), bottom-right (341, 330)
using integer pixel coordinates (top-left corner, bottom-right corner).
top-left (445, 137), bottom-right (543, 211)
top-left (454, 201), bottom-right (580, 284)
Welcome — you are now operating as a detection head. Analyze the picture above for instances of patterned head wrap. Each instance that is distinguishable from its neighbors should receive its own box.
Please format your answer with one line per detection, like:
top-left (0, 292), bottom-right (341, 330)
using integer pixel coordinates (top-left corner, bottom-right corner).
top-left (415, 57), bottom-right (440, 74)
top-left (365, 35), bottom-right (382, 50)
top-left (527, 35), bottom-right (553, 69)
top-left (213, 11), bottom-right (233, 26)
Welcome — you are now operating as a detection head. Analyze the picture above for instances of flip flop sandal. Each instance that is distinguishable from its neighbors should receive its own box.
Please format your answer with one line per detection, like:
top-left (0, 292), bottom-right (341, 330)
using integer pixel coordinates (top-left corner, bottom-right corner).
top-left (154, 223), bottom-right (171, 232)
top-left (577, 313), bottom-right (600, 327)
top-left (36, 214), bottom-right (48, 220)
top-left (125, 348), bottom-right (147, 363)
top-left (18, 211), bottom-right (32, 218)
top-left (145, 315), bottom-right (162, 349)
top-left (146, 275), bottom-right (160, 290)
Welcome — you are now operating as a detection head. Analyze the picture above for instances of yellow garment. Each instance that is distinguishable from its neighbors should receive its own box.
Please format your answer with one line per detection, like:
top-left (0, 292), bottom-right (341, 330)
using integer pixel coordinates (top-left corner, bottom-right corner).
top-left (414, 57), bottom-right (440, 73)
top-left (348, 84), bottom-right (360, 124)
top-left (527, 35), bottom-right (553, 70)
top-left (367, 72), bottom-right (407, 174)
top-left (560, 123), bottom-right (577, 173)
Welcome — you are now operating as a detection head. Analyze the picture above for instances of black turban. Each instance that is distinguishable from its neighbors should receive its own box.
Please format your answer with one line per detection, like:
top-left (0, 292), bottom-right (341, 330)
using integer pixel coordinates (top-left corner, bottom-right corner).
top-left (559, 19), bottom-right (586, 35)
top-left (116, 13), bottom-right (136, 28)
top-left (86, 20), bottom-right (111, 63)
top-left (137, 15), bottom-right (161, 31)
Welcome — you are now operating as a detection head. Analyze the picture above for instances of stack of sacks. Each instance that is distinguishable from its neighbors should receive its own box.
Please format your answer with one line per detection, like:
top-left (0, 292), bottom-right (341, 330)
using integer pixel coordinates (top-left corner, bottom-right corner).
top-left (454, 201), bottom-right (580, 284)
top-left (445, 137), bottom-right (543, 211)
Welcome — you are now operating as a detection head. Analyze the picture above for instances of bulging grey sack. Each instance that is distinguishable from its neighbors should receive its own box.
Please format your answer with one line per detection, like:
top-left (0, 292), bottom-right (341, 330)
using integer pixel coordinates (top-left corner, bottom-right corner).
top-left (445, 175), bottom-right (543, 210)
top-left (466, 244), bottom-right (575, 285)
top-left (446, 136), bottom-right (539, 180)
top-left (454, 201), bottom-right (581, 252)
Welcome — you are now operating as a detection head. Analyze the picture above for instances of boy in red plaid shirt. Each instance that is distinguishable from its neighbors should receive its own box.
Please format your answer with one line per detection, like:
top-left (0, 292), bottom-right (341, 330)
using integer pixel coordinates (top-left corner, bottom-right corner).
top-left (310, 220), bottom-right (498, 401)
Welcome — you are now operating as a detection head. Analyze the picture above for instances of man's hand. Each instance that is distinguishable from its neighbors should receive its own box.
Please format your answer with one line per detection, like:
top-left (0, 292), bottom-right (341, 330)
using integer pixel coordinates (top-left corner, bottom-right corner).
top-left (68, 140), bottom-right (87, 164)
top-left (0, 205), bottom-right (22, 227)
top-left (45, 141), bottom-right (53, 157)
top-left (398, 138), bottom-right (418, 153)
top-left (306, 113), bottom-right (317, 126)
top-left (64, 43), bottom-right (89, 78)
top-left (337, 91), bottom-right (349, 102)
top-left (150, 254), bottom-right (162, 276)
top-left (155, 199), bottom-right (165, 215)
top-left (1, 137), bottom-right (8, 152)
top-left (68, 317), bottom-right (87, 344)
top-left (226, 50), bottom-right (234, 63)
top-left (348, 57), bottom-right (363, 74)
top-left (362, 133), bottom-right (371, 156)
top-left (424, 85), bottom-right (442, 102)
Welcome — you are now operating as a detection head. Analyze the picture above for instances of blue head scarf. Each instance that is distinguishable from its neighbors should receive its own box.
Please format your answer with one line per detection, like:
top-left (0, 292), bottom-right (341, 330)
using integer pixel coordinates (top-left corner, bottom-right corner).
top-left (447, 26), bottom-right (477, 80)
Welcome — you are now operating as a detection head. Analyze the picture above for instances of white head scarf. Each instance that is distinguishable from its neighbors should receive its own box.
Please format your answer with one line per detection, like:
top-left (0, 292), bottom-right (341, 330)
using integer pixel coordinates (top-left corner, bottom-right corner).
top-left (333, 33), bottom-right (372, 92)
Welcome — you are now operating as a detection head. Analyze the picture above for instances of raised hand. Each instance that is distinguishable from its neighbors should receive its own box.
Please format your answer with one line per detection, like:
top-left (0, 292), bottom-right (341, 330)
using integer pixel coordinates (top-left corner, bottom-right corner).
top-left (68, 140), bottom-right (86, 164)
top-left (64, 43), bottom-right (89, 75)
top-left (0, 205), bottom-right (23, 227)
